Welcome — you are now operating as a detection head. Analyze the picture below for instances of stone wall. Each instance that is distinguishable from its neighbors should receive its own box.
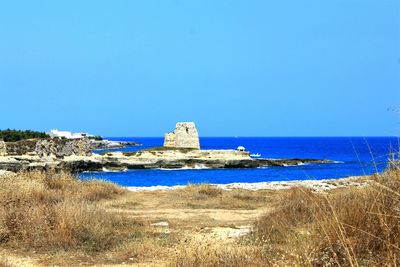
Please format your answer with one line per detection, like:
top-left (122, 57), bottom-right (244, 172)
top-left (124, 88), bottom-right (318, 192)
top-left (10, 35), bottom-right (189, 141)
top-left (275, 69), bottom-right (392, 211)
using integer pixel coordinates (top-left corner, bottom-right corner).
top-left (0, 141), bottom-right (6, 156)
top-left (163, 122), bottom-right (200, 149)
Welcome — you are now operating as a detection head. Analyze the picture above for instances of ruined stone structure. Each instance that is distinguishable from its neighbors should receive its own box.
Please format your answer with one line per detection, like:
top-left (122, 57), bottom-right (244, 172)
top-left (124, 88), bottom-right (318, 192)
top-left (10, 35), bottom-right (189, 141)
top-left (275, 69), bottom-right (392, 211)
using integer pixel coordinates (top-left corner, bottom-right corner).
top-left (164, 132), bottom-right (176, 147)
top-left (0, 141), bottom-right (6, 156)
top-left (163, 122), bottom-right (200, 149)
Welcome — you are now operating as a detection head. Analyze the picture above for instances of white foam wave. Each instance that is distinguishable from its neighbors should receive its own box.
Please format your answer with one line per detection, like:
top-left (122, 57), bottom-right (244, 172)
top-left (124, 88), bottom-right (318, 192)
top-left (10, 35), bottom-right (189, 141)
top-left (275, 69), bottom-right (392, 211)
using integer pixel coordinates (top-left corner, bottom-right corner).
top-left (102, 167), bottom-right (128, 172)
top-left (158, 164), bottom-right (211, 171)
top-left (333, 160), bottom-right (344, 164)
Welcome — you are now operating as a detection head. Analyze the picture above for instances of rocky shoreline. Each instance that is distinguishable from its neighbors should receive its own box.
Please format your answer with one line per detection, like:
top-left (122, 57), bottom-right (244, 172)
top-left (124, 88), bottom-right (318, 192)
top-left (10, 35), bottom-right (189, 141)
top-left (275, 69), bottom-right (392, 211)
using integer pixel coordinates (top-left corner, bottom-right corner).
top-left (90, 140), bottom-right (140, 150)
top-left (0, 167), bottom-right (364, 192)
top-left (0, 123), bottom-right (332, 173)
top-left (126, 175), bottom-right (367, 192)
top-left (0, 151), bottom-right (331, 173)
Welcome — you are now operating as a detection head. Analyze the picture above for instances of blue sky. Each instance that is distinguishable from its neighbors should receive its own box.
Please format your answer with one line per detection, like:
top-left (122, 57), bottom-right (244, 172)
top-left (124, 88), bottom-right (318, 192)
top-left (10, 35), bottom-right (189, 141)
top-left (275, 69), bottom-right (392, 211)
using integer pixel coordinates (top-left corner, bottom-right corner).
top-left (0, 0), bottom-right (399, 136)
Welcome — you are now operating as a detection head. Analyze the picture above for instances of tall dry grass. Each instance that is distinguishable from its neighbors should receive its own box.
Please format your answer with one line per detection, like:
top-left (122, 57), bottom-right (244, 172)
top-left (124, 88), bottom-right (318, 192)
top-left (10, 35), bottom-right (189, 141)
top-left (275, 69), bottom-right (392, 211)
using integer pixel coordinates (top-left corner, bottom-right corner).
top-left (0, 171), bottom-right (143, 253)
top-left (170, 240), bottom-right (265, 267)
top-left (1, 168), bottom-right (399, 266)
top-left (253, 168), bottom-right (400, 266)
top-left (0, 260), bottom-right (12, 267)
top-left (167, 169), bottom-right (400, 266)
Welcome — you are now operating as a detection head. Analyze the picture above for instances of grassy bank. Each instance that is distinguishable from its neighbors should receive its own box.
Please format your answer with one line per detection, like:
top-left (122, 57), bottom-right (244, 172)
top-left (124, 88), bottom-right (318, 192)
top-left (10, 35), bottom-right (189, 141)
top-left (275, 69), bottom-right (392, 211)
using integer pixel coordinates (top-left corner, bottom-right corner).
top-left (0, 172), bottom-right (170, 265)
top-left (0, 169), bottom-right (398, 266)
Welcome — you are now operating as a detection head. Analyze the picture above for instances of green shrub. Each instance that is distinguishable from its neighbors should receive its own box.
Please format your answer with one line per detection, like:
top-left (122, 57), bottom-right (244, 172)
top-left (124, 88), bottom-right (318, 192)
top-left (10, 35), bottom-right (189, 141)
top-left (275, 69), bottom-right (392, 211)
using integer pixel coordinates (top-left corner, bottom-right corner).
top-left (0, 129), bottom-right (49, 142)
top-left (88, 135), bottom-right (103, 141)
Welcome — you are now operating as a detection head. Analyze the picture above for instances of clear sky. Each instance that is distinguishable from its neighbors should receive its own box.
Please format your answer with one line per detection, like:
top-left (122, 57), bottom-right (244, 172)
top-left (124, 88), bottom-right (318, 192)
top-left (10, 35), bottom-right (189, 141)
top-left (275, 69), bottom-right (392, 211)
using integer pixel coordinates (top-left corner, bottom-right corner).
top-left (0, 0), bottom-right (399, 137)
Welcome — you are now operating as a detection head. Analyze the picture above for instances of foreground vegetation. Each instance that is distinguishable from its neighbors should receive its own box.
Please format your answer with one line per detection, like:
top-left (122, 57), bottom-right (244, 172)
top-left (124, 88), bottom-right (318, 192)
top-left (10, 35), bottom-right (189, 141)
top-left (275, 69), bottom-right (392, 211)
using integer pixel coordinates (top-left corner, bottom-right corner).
top-left (0, 168), bottom-right (399, 266)
top-left (251, 169), bottom-right (400, 266)
top-left (167, 169), bottom-right (400, 266)
top-left (0, 172), bottom-right (169, 266)
top-left (0, 129), bottom-right (49, 142)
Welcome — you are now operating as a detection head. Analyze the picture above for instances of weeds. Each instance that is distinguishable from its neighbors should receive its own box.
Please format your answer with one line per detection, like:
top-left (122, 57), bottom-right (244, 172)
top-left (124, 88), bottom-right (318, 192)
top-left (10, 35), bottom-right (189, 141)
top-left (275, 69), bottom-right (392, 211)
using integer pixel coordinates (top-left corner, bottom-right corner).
top-left (0, 171), bottom-right (140, 253)
top-left (170, 184), bottom-right (268, 209)
top-left (1, 169), bottom-right (399, 266)
top-left (170, 240), bottom-right (264, 267)
top-left (252, 169), bottom-right (400, 266)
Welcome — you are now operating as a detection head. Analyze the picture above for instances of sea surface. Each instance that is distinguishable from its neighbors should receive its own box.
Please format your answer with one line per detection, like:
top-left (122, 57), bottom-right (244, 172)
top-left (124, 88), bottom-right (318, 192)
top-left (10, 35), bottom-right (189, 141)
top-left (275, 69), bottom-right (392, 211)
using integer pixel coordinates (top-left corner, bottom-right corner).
top-left (80, 137), bottom-right (399, 187)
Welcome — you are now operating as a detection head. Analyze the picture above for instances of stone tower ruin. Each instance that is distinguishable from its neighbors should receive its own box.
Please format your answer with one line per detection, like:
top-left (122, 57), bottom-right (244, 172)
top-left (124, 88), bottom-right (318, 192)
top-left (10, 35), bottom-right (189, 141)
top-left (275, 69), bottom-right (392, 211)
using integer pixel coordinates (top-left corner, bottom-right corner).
top-left (163, 122), bottom-right (200, 149)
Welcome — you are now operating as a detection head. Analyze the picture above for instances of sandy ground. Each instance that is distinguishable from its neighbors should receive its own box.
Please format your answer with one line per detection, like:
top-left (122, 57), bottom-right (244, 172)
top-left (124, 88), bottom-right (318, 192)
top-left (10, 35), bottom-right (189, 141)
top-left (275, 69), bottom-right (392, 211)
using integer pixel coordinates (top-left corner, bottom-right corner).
top-left (0, 188), bottom-right (271, 266)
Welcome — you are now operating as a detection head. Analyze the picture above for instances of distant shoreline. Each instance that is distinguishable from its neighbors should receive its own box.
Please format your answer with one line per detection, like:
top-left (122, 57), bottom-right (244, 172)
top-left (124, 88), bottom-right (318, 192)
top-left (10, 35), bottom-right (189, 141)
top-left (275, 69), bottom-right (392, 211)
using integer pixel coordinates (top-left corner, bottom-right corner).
top-left (0, 170), bottom-right (365, 192)
top-left (126, 175), bottom-right (366, 192)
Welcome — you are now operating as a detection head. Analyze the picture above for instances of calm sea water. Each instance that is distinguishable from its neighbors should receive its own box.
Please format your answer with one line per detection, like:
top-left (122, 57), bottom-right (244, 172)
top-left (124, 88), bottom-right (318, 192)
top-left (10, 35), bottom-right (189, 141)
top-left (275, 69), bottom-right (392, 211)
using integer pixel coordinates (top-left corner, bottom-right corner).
top-left (80, 137), bottom-right (399, 187)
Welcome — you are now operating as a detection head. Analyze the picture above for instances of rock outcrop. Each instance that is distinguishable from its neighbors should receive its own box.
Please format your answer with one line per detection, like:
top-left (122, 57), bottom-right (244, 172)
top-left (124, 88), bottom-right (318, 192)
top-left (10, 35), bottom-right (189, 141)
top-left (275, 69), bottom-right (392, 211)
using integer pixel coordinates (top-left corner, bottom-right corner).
top-left (164, 122), bottom-right (200, 149)
top-left (90, 140), bottom-right (140, 150)
top-left (5, 139), bottom-right (38, 156)
top-left (0, 150), bottom-right (332, 173)
top-left (35, 138), bottom-right (92, 157)
top-left (3, 138), bottom-right (92, 157)
top-left (0, 141), bottom-right (6, 156)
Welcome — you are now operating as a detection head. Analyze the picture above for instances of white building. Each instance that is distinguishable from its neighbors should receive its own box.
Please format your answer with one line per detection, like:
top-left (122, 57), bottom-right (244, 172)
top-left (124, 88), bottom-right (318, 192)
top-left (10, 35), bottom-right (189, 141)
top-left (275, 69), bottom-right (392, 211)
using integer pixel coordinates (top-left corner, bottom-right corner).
top-left (237, 146), bottom-right (246, 152)
top-left (49, 129), bottom-right (93, 139)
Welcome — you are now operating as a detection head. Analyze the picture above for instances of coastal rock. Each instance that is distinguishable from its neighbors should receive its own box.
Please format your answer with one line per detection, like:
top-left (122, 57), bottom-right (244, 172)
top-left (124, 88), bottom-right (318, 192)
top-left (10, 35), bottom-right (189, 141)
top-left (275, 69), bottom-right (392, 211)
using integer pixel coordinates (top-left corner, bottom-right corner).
top-left (0, 141), bottom-right (6, 156)
top-left (35, 139), bottom-right (58, 157)
top-left (99, 149), bottom-right (332, 170)
top-left (5, 139), bottom-right (38, 155)
top-left (58, 156), bottom-right (104, 172)
top-left (164, 122), bottom-right (200, 149)
top-left (0, 158), bottom-right (26, 172)
top-left (0, 128), bottom-right (332, 172)
top-left (0, 151), bottom-right (332, 172)
top-left (90, 140), bottom-right (139, 150)
top-left (0, 155), bottom-right (53, 172)
top-left (65, 138), bottom-right (92, 156)
top-left (35, 138), bottom-right (92, 157)
top-left (5, 138), bottom-right (92, 157)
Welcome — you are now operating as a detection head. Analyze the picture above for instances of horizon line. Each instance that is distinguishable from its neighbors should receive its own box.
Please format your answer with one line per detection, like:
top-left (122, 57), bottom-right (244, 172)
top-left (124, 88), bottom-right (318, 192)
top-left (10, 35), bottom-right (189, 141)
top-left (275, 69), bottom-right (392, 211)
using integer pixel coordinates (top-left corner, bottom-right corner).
top-left (104, 135), bottom-right (399, 138)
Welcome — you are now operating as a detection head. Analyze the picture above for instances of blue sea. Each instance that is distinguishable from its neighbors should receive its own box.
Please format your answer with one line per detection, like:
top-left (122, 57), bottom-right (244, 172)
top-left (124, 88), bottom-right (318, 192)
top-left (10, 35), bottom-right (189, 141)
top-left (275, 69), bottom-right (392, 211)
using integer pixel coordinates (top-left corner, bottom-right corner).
top-left (80, 137), bottom-right (399, 187)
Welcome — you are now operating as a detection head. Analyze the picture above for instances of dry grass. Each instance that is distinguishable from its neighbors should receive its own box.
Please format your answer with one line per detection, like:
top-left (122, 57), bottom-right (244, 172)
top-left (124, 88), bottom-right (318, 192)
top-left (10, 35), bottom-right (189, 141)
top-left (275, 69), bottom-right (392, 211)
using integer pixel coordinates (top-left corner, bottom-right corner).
top-left (252, 168), bottom-right (400, 266)
top-left (0, 171), bottom-right (148, 258)
top-left (169, 240), bottom-right (265, 267)
top-left (111, 184), bottom-right (271, 211)
top-left (1, 169), bottom-right (399, 266)
top-left (166, 167), bottom-right (400, 266)
top-left (168, 184), bottom-right (270, 209)
top-left (0, 260), bottom-right (13, 267)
